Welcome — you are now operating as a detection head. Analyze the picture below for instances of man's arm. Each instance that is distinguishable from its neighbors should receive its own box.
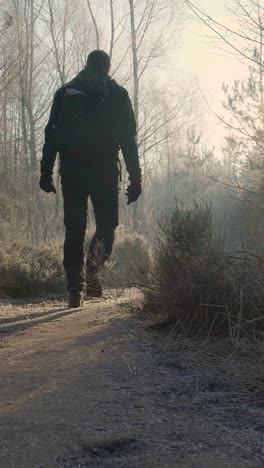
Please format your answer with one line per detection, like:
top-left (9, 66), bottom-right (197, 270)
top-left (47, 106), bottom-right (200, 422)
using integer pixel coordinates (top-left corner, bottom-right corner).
top-left (41, 89), bottom-right (62, 178)
top-left (117, 91), bottom-right (142, 186)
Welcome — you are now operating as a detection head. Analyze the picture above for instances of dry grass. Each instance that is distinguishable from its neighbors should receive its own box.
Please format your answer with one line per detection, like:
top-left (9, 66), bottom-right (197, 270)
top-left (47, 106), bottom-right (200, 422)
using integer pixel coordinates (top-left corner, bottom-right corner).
top-left (95, 225), bottom-right (153, 289)
top-left (144, 204), bottom-right (264, 341)
top-left (0, 227), bottom-right (151, 298)
top-left (0, 242), bottom-right (65, 297)
top-left (143, 322), bottom-right (264, 402)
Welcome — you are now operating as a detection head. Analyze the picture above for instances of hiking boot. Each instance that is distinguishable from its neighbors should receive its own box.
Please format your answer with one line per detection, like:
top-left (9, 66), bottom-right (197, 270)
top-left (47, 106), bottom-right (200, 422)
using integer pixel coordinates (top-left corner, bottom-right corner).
top-left (86, 273), bottom-right (103, 298)
top-left (65, 267), bottom-right (84, 308)
top-left (68, 289), bottom-right (83, 308)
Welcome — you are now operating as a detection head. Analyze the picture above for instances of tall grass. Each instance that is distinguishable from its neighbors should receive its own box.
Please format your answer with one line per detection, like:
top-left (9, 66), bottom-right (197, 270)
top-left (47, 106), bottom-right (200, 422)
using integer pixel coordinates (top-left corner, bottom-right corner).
top-left (144, 204), bottom-right (264, 340)
top-left (0, 226), bottom-right (151, 298)
top-left (0, 242), bottom-right (65, 297)
top-left (102, 226), bottom-right (152, 288)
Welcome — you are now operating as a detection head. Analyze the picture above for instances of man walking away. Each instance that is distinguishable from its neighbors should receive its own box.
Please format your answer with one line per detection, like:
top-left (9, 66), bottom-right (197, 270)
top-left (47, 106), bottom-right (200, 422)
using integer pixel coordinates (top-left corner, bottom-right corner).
top-left (40, 50), bottom-right (142, 308)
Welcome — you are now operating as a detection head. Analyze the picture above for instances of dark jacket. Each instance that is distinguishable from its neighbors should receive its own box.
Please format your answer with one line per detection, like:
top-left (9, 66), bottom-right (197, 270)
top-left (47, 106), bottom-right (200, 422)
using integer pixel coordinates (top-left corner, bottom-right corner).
top-left (41, 69), bottom-right (141, 183)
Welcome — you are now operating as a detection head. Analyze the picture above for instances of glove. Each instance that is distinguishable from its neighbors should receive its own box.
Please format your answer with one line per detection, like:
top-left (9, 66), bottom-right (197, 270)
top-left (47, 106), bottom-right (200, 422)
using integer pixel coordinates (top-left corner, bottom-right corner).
top-left (39, 175), bottom-right (57, 194)
top-left (126, 180), bottom-right (142, 205)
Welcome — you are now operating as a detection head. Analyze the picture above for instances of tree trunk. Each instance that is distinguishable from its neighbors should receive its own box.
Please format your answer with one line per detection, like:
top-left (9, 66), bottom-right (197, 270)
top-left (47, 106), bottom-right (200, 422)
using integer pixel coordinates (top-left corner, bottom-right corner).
top-left (128, 0), bottom-right (139, 126)
top-left (86, 0), bottom-right (100, 49)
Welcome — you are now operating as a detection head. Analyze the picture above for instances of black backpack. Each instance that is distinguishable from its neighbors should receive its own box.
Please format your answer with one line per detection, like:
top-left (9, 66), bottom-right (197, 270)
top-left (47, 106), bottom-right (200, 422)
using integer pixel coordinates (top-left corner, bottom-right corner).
top-left (57, 78), bottom-right (118, 149)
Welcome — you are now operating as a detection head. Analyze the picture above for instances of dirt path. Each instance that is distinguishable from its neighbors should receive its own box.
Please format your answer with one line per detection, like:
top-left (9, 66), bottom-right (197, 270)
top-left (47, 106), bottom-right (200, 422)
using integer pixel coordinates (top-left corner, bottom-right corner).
top-left (0, 290), bottom-right (263, 468)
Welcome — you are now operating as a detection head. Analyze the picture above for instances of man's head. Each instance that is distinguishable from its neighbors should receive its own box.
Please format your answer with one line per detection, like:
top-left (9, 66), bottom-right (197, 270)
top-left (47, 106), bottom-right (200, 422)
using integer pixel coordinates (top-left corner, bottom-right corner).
top-left (86, 50), bottom-right (111, 74)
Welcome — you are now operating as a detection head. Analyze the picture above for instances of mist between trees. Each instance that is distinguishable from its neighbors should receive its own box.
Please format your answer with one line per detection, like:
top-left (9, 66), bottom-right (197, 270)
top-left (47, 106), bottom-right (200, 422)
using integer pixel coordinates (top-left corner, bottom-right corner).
top-left (0, 0), bottom-right (264, 297)
top-left (0, 0), bottom-right (186, 244)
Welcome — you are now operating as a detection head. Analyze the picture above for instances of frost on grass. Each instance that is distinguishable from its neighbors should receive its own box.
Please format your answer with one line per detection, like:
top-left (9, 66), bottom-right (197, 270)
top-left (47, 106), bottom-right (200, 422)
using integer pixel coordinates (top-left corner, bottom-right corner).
top-left (145, 204), bottom-right (264, 340)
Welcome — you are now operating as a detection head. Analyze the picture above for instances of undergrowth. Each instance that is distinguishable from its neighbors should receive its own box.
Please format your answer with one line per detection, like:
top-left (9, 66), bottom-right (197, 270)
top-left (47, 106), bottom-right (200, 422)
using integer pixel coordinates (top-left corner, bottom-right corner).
top-left (0, 227), bottom-right (151, 298)
top-left (102, 226), bottom-right (152, 288)
top-left (144, 204), bottom-right (264, 340)
top-left (0, 242), bottom-right (65, 297)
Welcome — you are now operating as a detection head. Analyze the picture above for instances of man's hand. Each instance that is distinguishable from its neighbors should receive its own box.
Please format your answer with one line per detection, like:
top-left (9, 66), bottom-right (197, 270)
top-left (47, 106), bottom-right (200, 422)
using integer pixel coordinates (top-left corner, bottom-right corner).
top-left (126, 181), bottom-right (142, 205)
top-left (39, 175), bottom-right (57, 194)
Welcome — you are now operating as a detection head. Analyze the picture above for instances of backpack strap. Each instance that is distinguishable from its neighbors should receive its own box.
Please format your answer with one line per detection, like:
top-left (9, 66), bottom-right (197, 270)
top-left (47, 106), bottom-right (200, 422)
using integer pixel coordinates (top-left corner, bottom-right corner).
top-left (65, 88), bottom-right (86, 96)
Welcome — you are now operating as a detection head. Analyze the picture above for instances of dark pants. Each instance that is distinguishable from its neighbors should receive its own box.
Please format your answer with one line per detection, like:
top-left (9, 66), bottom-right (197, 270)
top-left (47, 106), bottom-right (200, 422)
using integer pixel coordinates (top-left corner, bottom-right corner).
top-left (60, 151), bottom-right (119, 291)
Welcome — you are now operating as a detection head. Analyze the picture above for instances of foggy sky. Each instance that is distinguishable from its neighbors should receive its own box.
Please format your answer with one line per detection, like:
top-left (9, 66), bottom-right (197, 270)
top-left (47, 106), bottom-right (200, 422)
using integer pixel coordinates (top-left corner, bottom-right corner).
top-left (172, 0), bottom-right (248, 152)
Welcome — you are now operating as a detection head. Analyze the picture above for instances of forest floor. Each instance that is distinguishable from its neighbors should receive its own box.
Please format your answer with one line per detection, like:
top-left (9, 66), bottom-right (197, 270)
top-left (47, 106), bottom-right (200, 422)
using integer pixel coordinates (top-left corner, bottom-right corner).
top-left (0, 289), bottom-right (264, 468)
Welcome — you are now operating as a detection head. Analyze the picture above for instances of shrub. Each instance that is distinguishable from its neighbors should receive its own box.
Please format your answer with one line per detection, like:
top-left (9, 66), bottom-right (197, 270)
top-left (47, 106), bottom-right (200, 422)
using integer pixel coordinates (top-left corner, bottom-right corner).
top-left (144, 204), bottom-right (264, 339)
top-left (0, 227), bottom-right (152, 298)
top-left (0, 242), bottom-right (64, 297)
top-left (102, 226), bottom-right (153, 288)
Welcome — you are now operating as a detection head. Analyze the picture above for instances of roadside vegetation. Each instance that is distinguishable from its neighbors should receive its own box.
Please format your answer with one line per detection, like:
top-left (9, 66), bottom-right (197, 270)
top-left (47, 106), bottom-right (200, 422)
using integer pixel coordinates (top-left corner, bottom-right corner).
top-left (0, 227), bottom-right (151, 298)
top-left (144, 204), bottom-right (264, 341)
